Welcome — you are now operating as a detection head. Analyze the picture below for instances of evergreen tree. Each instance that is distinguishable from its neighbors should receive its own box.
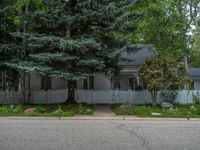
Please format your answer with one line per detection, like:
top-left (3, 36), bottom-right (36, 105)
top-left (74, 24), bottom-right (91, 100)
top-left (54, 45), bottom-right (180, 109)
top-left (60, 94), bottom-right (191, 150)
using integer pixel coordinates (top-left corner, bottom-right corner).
top-left (6, 0), bottom-right (142, 102)
top-left (0, 0), bottom-right (21, 90)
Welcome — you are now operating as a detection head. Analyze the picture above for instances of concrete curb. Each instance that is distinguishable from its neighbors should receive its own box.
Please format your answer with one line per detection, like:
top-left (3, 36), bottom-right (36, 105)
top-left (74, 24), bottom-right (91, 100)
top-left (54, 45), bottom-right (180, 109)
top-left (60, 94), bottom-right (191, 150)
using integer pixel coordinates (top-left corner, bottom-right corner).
top-left (0, 116), bottom-right (199, 121)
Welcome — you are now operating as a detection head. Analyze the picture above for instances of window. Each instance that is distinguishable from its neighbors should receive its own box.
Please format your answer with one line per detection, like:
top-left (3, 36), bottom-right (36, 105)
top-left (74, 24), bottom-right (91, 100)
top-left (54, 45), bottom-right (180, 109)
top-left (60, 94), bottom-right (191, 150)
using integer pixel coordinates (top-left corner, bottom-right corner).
top-left (114, 81), bottom-right (121, 89)
top-left (83, 78), bottom-right (88, 89)
top-left (89, 76), bottom-right (94, 89)
top-left (41, 75), bottom-right (51, 90)
top-left (83, 76), bottom-right (94, 89)
top-left (129, 77), bottom-right (138, 90)
top-left (129, 78), bottom-right (134, 90)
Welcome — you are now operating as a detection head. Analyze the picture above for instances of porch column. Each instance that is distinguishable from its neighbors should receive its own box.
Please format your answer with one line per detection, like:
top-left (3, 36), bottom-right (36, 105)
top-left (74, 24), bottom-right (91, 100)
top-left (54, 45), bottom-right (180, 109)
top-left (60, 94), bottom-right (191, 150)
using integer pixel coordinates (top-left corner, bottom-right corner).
top-left (132, 73), bottom-right (140, 86)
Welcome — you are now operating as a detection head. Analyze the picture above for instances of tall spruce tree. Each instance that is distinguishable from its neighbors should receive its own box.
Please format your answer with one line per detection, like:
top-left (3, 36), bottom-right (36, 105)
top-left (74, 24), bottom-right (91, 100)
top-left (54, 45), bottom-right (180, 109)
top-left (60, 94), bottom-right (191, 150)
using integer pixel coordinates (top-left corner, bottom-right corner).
top-left (0, 1), bottom-right (21, 90)
top-left (7, 0), bottom-right (142, 102)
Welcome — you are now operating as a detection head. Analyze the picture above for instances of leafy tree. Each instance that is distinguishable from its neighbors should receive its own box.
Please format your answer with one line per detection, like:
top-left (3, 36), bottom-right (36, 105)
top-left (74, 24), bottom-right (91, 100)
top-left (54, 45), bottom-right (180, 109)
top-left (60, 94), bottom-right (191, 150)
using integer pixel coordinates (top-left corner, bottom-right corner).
top-left (139, 53), bottom-right (191, 107)
top-left (6, 0), bottom-right (141, 102)
top-left (190, 24), bottom-right (200, 67)
top-left (133, 0), bottom-right (200, 62)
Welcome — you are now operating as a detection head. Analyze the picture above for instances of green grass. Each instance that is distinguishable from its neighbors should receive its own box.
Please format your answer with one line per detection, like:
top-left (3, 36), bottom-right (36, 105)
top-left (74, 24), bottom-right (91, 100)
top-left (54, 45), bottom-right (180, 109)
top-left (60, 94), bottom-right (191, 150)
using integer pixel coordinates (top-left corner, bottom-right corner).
top-left (111, 104), bottom-right (200, 118)
top-left (0, 103), bottom-right (94, 117)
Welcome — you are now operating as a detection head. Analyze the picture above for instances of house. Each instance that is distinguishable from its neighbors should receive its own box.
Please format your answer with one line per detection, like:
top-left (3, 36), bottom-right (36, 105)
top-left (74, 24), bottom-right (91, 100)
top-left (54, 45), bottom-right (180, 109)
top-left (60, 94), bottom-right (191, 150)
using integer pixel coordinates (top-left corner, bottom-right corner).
top-left (1, 45), bottom-right (200, 104)
top-left (27, 48), bottom-right (200, 92)
top-left (25, 45), bottom-right (154, 92)
top-left (188, 68), bottom-right (200, 90)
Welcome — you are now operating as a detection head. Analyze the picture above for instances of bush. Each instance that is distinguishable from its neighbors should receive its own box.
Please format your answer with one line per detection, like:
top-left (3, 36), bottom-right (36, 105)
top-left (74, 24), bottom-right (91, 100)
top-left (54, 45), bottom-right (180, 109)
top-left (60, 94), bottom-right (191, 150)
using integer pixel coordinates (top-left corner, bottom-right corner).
top-left (135, 85), bottom-right (143, 91)
top-left (0, 106), bottom-right (10, 113)
top-left (160, 90), bottom-right (178, 104)
top-left (120, 102), bottom-right (135, 115)
top-left (0, 105), bottom-right (23, 114)
top-left (52, 105), bottom-right (74, 117)
top-left (192, 92), bottom-right (200, 104)
top-left (36, 105), bottom-right (47, 113)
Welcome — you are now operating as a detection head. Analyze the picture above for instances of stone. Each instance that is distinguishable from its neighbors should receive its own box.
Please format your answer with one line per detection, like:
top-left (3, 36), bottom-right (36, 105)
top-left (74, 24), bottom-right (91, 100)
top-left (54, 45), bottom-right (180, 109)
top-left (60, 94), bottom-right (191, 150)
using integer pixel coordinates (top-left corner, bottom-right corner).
top-left (160, 102), bottom-right (173, 108)
top-left (24, 108), bottom-right (37, 114)
top-left (151, 112), bottom-right (162, 116)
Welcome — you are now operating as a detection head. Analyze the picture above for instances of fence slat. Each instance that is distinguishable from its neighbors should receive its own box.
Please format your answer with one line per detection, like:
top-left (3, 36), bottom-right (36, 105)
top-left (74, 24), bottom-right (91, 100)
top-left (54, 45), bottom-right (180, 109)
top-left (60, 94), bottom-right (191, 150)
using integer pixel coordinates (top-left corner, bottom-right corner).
top-left (0, 90), bottom-right (200, 104)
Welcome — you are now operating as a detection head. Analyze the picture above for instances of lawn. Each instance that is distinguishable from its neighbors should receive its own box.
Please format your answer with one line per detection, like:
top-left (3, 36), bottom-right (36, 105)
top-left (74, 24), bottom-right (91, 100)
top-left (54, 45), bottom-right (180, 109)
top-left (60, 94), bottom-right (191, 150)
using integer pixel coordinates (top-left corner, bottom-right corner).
top-left (111, 104), bottom-right (200, 118)
top-left (0, 103), bottom-right (94, 117)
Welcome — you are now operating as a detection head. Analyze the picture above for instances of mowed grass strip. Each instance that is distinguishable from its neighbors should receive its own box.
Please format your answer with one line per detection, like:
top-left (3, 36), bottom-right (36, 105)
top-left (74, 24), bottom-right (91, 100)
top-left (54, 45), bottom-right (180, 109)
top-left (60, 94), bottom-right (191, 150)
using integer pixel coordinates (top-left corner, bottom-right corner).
top-left (111, 104), bottom-right (200, 118)
top-left (0, 103), bottom-right (94, 117)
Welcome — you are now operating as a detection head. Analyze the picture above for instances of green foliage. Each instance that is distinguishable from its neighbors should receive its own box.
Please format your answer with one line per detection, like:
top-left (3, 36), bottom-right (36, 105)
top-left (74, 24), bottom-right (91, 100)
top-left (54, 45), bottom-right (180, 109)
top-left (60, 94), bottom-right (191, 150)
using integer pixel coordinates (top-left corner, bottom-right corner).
top-left (111, 103), bottom-right (135, 115)
top-left (192, 92), bottom-right (200, 104)
top-left (36, 105), bottom-right (46, 113)
top-left (112, 104), bottom-right (200, 118)
top-left (0, 105), bottom-right (23, 114)
top-left (3, 0), bottom-right (142, 80)
top-left (0, 104), bottom-right (94, 116)
top-left (133, 0), bottom-right (200, 60)
top-left (160, 90), bottom-right (178, 104)
top-left (190, 26), bottom-right (200, 67)
top-left (139, 53), bottom-right (191, 106)
top-left (135, 85), bottom-right (143, 91)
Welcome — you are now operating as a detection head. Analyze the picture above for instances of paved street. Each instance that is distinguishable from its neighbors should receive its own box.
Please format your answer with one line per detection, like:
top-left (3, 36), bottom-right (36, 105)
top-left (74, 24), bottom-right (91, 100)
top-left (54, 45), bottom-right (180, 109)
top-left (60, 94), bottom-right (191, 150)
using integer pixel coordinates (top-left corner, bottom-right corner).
top-left (0, 119), bottom-right (200, 150)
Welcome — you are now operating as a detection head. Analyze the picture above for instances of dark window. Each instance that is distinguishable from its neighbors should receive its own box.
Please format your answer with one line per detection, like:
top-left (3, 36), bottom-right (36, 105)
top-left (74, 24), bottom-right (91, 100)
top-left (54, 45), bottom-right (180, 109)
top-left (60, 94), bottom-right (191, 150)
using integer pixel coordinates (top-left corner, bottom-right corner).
top-left (41, 76), bottom-right (51, 90)
top-left (129, 78), bottom-right (134, 89)
top-left (83, 79), bottom-right (88, 89)
top-left (129, 77), bottom-right (138, 90)
top-left (89, 76), bottom-right (94, 89)
top-left (114, 81), bottom-right (121, 89)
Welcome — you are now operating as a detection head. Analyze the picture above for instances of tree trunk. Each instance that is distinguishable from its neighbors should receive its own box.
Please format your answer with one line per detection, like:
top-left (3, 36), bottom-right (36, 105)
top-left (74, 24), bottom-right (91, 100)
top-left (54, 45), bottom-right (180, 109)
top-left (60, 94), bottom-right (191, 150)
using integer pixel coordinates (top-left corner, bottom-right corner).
top-left (21, 72), bottom-right (26, 103)
top-left (2, 70), bottom-right (6, 90)
top-left (151, 91), bottom-right (157, 107)
top-left (67, 80), bottom-right (76, 103)
top-left (27, 74), bottom-right (31, 103)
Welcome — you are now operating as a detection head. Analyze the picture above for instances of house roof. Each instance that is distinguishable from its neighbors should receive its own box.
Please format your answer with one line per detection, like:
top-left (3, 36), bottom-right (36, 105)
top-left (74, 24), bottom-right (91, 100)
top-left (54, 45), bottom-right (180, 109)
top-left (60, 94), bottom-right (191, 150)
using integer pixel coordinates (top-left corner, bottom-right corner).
top-left (119, 45), bottom-right (155, 66)
top-left (188, 68), bottom-right (200, 79)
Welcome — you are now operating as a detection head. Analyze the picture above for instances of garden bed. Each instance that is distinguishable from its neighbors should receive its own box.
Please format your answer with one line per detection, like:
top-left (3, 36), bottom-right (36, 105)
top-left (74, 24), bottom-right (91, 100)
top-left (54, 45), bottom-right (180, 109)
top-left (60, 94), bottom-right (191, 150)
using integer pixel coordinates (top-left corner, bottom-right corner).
top-left (111, 104), bottom-right (200, 118)
top-left (0, 103), bottom-right (94, 117)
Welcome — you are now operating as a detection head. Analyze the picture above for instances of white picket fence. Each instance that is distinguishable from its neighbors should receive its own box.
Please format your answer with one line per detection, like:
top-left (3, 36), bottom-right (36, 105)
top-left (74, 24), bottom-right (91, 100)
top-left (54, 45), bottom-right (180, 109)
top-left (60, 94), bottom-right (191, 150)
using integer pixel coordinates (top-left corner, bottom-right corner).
top-left (0, 91), bottom-right (21, 104)
top-left (30, 89), bottom-right (68, 104)
top-left (0, 89), bottom-right (200, 104)
top-left (75, 90), bottom-right (153, 104)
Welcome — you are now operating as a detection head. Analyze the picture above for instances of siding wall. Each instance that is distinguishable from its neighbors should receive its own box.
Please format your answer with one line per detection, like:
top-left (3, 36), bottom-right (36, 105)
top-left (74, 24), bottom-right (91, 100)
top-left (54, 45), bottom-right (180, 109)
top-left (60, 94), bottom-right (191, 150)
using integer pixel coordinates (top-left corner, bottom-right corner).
top-left (194, 79), bottom-right (200, 90)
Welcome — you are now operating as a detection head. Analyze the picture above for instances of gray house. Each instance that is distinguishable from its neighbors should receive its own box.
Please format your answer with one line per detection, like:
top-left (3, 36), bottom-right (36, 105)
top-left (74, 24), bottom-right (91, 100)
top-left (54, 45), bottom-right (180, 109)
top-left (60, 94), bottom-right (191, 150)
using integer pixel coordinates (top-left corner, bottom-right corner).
top-left (24, 46), bottom-right (154, 92)
top-left (24, 47), bottom-right (200, 92)
top-left (1, 46), bottom-right (200, 104)
top-left (188, 68), bottom-right (200, 90)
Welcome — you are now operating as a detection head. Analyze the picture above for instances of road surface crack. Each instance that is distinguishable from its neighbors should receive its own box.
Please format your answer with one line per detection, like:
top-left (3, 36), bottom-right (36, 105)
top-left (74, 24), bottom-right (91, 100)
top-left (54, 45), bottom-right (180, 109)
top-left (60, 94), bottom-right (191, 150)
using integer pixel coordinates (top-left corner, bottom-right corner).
top-left (113, 122), bottom-right (152, 150)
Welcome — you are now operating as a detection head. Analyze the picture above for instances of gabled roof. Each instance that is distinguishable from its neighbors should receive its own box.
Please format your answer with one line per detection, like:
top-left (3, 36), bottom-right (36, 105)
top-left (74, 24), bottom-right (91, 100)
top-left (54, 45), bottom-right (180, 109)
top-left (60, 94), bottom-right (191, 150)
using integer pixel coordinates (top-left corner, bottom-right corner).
top-left (188, 68), bottom-right (200, 78)
top-left (119, 45), bottom-right (155, 66)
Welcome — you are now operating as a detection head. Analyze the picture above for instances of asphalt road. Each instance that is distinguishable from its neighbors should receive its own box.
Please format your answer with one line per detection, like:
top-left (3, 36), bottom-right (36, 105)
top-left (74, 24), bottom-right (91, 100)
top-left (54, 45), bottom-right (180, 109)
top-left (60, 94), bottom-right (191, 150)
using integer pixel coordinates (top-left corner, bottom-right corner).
top-left (0, 119), bottom-right (200, 150)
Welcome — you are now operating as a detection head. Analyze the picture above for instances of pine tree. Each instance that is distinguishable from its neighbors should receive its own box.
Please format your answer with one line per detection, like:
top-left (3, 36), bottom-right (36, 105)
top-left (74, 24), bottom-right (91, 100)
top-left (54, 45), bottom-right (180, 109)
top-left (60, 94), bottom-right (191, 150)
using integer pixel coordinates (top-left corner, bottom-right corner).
top-left (6, 0), bottom-right (142, 102)
top-left (0, 1), bottom-right (21, 90)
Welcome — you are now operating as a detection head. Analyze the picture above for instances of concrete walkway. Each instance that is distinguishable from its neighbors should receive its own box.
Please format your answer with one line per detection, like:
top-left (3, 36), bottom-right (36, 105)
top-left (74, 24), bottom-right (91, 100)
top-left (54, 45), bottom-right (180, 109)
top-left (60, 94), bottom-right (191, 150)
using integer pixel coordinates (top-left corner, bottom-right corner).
top-left (93, 105), bottom-right (115, 117)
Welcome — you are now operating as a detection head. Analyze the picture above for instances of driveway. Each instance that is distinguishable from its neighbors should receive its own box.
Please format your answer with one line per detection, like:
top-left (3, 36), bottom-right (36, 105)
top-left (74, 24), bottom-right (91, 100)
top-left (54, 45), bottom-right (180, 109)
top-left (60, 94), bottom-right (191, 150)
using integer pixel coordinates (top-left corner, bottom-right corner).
top-left (0, 119), bottom-right (200, 150)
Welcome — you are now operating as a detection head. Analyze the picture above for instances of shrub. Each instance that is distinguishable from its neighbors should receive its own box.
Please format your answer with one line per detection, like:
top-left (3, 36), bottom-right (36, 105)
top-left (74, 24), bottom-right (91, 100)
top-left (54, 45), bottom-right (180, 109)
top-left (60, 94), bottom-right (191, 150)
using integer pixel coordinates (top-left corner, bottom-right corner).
top-left (0, 105), bottom-right (23, 114)
top-left (52, 105), bottom-right (74, 117)
top-left (160, 90), bottom-right (178, 104)
top-left (0, 106), bottom-right (10, 113)
top-left (79, 103), bottom-right (85, 114)
top-left (13, 105), bottom-right (23, 113)
top-left (192, 92), bottom-right (200, 104)
top-left (36, 105), bottom-right (47, 113)
top-left (120, 102), bottom-right (135, 115)
top-left (135, 85), bottom-right (143, 91)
